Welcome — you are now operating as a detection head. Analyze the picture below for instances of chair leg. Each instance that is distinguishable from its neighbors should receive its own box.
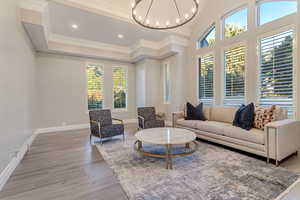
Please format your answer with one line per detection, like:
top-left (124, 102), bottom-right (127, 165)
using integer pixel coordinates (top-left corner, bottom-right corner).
top-left (89, 134), bottom-right (92, 145)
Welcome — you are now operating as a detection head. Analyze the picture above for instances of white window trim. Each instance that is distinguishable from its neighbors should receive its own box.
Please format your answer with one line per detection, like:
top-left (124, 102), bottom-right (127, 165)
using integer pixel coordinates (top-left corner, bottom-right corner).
top-left (222, 42), bottom-right (247, 106)
top-left (163, 61), bottom-right (171, 104)
top-left (85, 62), bottom-right (105, 112)
top-left (256, 25), bottom-right (297, 118)
top-left (112, 65), bottom-right (128, 112)
top-left (221, 4), bottom-right (249, 40)
top-left (197, 52), bottom-right (215, 105)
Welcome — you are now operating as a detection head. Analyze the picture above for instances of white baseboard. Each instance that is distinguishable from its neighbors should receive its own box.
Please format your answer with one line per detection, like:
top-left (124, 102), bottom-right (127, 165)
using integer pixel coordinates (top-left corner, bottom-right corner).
top-left (36, 123), bottom-right (90, 134)
top-left (36, 119), bottom-right (138, 135)
top-left (0, 132), bottom-right (37, 191)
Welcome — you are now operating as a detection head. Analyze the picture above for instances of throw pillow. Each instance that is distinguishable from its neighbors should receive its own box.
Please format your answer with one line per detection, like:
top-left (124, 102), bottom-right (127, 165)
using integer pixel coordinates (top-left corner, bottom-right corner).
top-left (233, 103), bottom-right (255, 130)
top-left (233, 104), bottom-right (245, 127)
top-left (185, 102), bottom-right (206, 121)
top-left (254, 105), bottom-right (276, 130)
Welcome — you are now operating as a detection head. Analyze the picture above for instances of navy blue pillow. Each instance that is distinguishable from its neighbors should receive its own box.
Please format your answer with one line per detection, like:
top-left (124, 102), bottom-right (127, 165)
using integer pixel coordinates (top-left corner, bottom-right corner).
top-left (233, 103), bottom-right (255, 130)
top-left (186, 102), bottom-right (206, 121)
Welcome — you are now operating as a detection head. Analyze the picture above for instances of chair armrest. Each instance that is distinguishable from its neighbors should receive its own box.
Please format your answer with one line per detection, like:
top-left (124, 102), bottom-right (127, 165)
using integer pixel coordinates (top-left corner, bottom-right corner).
top-left (90, 120), bottom-right (101, 126)
top-left (172, 112), bottom-right (185, 127)
top-left (138, 115), bottom-right (145, 129)
top-left (265, 119), bottom-right (300, 161)
top-left (112, 118), bottom-right (124, 124)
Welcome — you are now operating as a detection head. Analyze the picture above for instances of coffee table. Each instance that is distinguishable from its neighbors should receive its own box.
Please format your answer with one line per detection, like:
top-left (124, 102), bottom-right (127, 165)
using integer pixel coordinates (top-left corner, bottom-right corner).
top-left (134, 128), bottom-right (197, 169)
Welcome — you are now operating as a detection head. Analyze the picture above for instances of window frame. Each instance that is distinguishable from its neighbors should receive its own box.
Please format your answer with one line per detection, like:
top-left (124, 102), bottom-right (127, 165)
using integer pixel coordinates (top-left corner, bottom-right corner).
top-left (197, 52), bottom-right (215, 105)
top-left (222, 42), bottom-right (247, 106)
top-left (256, 0), bottom-right (298, 27)
top-left (221, 5), bottom-right (249, 40)
top-left (197, 24), bottom-right (216, 49)
top-left (163, 61), bottom-right (171, 104)
top-left (256, 25), bottom-right (297, 118)
top-left (85, 62), bottom-right (105, 111)
top-left (112, 65), bottom-right (128, 112)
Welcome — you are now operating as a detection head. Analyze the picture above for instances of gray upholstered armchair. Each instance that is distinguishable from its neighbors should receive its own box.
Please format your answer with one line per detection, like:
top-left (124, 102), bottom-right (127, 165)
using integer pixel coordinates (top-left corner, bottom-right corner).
top-left (137, 107), bottom-right (165, 129)
top-left (89, 109), bottom-right (125, 144)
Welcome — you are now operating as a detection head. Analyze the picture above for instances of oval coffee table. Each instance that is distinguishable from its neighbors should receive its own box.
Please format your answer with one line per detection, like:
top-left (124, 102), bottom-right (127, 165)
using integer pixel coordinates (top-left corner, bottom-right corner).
top-left (134, 128), bottom-right (198, 169)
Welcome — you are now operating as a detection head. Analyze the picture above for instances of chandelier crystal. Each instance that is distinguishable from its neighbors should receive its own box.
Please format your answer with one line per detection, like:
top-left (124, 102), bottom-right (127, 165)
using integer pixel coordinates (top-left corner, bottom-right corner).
top-left (132, 0), bottom-right (199, 30)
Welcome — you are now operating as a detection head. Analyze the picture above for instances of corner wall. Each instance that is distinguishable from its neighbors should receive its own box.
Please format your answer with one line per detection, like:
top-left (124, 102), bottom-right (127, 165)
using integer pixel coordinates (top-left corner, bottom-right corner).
top-left (0, 0), bottom-right (37, 173)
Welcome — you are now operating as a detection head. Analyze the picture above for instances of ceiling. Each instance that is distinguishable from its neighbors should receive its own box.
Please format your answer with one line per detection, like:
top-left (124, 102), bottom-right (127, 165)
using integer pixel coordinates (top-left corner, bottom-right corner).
top-left (48, 1), bottom-right (191, 46)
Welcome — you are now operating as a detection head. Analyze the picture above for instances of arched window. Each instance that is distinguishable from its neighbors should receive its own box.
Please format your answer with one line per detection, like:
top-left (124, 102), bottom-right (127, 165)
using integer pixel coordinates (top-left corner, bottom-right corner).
top-left (198, 24), bottom-right (215, 48)
top-left (258, 0), bottom-right (297, 25)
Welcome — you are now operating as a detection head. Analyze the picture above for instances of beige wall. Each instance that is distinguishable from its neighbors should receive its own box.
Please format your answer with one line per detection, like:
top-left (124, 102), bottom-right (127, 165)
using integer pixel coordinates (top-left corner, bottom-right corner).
top-left (36, 53), bottom-right (136, 128)
top-left (0, 0), bottom-right (37, 172)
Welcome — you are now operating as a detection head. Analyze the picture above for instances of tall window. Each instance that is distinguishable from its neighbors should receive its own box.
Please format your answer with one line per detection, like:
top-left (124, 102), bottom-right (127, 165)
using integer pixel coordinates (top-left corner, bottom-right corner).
top-left (199, 54), bottom-right (214, 104)
top-left (224, 8), bottom-right (248, 39)
top-left (224, 44), bottom-right (246, 105)
top-left (113, 67), bottom-right (127, 109)
top-left (86, 64), bottom-right (104, 110)
top-left (259, 29), bottom-right (294, 116)
top-left (198, 25), bottom-right (216, 48)
top-left (163, 62), bottom-right (171, 104)
top-left (258, 0), bottom-right (297, 26)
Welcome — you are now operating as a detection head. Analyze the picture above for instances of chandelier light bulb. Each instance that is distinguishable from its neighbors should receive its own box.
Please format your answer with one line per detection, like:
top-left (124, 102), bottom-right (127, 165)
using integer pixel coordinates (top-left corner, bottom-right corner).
top-left (131, 2), bottom-right (135, 8)
top-left (176, 18), bottom-right (180, 24)
top-left (156, 21), bottom-right (160, 26)
top-left (133, 10), bottom-right (137, 16)
top-left (192, 7), bottom-right (196, 13)
top-left (146, 19), bottom-right (150, 25)
top-left (138, 16), bottom-right (142, 21)
top-left (166, 21), bottom-right (170, 26)
top-left (185, 13), bottom-right (189, 19)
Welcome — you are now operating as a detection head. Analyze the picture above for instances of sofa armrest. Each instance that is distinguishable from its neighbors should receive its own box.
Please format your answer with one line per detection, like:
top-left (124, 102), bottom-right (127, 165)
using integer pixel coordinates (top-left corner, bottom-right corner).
top-left (172, 112), bottom-right (185, 127)
top-left (265, 119), bottom-right (300, 162)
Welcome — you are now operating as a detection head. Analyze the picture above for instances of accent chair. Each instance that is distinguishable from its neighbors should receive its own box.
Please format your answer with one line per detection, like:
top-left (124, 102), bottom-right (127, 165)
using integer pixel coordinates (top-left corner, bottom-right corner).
top-left (137, 107), bottom-right (165, 129)
top-left (89, 109), bottom-right (124, 144)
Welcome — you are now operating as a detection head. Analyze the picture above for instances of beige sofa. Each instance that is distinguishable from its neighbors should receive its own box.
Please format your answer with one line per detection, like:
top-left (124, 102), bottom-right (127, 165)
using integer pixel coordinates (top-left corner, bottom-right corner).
top-left (173, 106), bottom-right (300, 165)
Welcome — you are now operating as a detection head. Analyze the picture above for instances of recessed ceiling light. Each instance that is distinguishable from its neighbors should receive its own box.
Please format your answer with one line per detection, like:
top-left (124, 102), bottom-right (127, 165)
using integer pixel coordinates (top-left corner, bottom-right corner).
top-left (118, 34), bottom-right (124, 39)
top-left (72, 24), bottom-right (78, 29)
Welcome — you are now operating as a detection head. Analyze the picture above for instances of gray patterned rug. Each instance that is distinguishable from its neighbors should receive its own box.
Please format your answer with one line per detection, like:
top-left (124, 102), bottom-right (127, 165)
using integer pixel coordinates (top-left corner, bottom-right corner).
top-left (96, 134), bottom-right (299, 200)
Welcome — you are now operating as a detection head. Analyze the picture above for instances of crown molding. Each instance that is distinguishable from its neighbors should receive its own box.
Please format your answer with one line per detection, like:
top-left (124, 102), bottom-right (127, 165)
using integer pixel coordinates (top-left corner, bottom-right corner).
top-left (20, 4), bottom-right (189, 63)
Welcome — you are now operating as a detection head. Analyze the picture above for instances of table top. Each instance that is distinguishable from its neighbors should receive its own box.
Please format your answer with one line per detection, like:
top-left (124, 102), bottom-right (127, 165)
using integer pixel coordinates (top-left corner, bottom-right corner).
top-left (135, 128), bottom-right (196, 145)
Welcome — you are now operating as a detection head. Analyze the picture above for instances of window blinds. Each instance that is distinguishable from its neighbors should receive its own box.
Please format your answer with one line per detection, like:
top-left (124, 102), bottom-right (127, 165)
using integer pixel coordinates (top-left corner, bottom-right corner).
top-left (199, 54), bottom-right (214, 104)
top-left (86, 64), bottom-right (104, 110)
top-left (113, 67), bottom-right (127, 109)
top-left (224, 44), bottom-right (246, 106)
top-left (259, 29), bottom-right (294, 116)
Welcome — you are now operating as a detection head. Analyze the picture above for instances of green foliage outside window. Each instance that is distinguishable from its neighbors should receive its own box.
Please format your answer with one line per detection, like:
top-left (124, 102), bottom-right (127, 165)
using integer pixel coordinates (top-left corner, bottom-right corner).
top-left (86, 65), bottom-right (103, 110)
top-left (113, 67), bottom-right (127, 109)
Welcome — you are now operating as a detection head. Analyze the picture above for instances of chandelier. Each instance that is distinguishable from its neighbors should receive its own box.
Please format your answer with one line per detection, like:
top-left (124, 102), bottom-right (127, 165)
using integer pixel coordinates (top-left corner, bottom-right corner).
top-left (131, 0), bottom-right (199, 30)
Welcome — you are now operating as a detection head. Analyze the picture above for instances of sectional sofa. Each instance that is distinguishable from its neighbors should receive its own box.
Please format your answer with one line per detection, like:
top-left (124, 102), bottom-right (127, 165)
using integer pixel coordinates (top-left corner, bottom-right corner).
top-left (173, 105), bottom-right (300, 166)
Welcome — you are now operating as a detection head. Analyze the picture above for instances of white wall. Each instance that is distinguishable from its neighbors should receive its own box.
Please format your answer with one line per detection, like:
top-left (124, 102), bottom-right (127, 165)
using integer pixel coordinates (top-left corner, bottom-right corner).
top-left (36, 53), bottom-right (136, 128)
top-left (187, 0), bottom-right (300, 119)
top-left (0, 0), bottom-right (37, 172)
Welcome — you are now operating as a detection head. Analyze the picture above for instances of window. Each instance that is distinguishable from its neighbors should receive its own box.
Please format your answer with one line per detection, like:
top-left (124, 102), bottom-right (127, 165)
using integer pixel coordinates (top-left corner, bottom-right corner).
top-left (224, 44), bottom-right (246, 105)
top-left (259, 29), bottom-right (294, 116)
top-left (258, 0), bottom-right (297, 26)
top-left (86, 64), bottom-right (104, 110)
top-left (199, 54), bottom-right (214, 104)
top-left (198, 25), bottom-right (216, 48)
top-left (163, 62), bottom-right (171, 104)
top-left (224, 8), bottom-right (248, 39)
top-left (113, 67), bottom-right (127, 109)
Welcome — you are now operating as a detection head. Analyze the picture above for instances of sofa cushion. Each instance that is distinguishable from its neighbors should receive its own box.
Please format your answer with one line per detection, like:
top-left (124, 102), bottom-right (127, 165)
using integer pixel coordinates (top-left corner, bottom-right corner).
top-left (254, 105), bottom-right (276, 130)
top-left (177, 120), bottom-right (265, 145)
top-left (203, 106), bottom-right (211, 121)
top-left (210, 106), bottom-right (238, 123)
top-left (233, 103), bottom-right (255, 130)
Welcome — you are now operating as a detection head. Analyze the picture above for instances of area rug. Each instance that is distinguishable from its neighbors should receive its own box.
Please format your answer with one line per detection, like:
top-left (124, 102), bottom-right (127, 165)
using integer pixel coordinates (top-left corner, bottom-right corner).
top-left (96, 134), bottom-right (299, 200)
